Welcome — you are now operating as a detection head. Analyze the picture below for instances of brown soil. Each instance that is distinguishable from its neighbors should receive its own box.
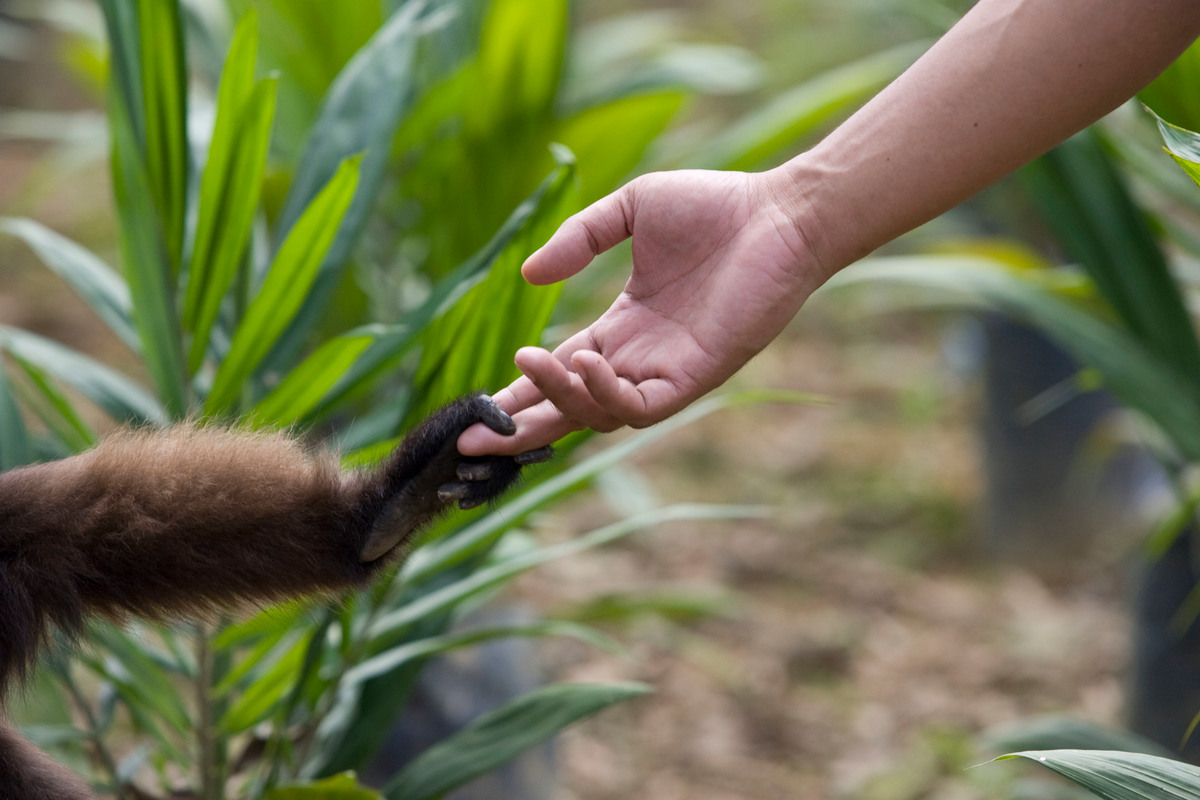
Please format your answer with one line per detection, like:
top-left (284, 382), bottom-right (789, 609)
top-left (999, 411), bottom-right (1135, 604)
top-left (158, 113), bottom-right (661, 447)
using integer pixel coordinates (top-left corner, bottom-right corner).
top-left (518, 300), bottom-right (1135, 800)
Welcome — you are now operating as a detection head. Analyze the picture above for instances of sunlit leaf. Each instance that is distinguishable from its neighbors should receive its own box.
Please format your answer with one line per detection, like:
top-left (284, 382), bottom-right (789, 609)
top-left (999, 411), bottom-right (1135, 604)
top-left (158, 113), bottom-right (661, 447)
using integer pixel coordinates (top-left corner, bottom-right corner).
top-left (250, 327), bottom-right (377, 427)
top-left (205, 156), bottom-right (361, 416)
top-left (1152, 109), bottom-right (1200, 189)
top-left (185, 11), bottom-right (276, 372)
top-left (266, 773), bottom-right (383, 800)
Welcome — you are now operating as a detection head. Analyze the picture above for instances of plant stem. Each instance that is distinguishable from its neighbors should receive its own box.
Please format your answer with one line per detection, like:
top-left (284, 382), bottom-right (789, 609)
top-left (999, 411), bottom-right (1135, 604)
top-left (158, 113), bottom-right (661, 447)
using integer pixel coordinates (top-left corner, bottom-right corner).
top-left (195, 624), bottom-right (222, 800)
top-left (53, 661), bottom-right (129, 800)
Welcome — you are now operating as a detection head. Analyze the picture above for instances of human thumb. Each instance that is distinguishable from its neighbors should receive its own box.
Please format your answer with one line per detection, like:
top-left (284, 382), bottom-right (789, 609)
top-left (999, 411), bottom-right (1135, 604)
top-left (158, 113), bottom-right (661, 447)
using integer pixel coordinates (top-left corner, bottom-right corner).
top-left (522, 182), bottom-right (637, 285)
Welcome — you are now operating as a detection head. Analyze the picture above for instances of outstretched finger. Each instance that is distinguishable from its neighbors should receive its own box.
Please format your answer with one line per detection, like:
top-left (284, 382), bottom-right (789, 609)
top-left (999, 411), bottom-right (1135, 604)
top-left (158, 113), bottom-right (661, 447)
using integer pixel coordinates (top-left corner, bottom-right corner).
top-left (515, 347), bottom-right (624, 433)
top-left (572, 350), bottom-right (681, 429)
top-left (522, 184), bottom-right (637, 285)
top-left (457, 399), bottom-right (582, 456)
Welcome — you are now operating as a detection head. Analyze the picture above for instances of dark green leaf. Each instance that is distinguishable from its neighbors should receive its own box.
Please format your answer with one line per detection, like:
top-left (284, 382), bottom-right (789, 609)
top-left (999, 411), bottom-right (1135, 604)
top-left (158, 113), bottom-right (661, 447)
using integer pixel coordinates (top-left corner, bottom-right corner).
top-left (265, 1), bottom-right (457, 370)
top-left (0, 357), bottom-right (31, 470)
top-left (406, 149), bottom-right (576, 423)
top-left (1020, 131), bottom-right (1200, 382)
top-left (384, 683), bottom-right (650, 800)
top-left (107, 73), bottom-right (188, 417)
top-left (831, 256), bottom-right (1200, 462)
top-left (306, 155), bottom-right (580, 426)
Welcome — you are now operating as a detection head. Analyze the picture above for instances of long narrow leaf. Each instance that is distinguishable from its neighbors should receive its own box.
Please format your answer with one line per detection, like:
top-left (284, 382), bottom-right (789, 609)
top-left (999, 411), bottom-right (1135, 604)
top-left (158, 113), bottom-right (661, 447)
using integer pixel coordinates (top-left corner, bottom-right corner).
top-left (205, 156), bottom-right (361, 416)
top-left (1000, 749), bottom-right (1200, 799)
top-left (341, 621), bottom-right (619, 693)
top-left (7, 352), bottom-right (97, 453)
top-left (406, 149), bottom-right (577, 423)
top-left (831, 256), bottom-right (1200, 462)
top-left (1154, 110), bottom-right (1200, 188)
top-left (220, 634), bottom-right (309, 734)
top-left (369, 504), bottom-right (765, 646)
top-left (0, 326), bottom-right (166, 425)
top-left (305, 156), bottom-right (581, 425)
top-left (250, 327), bottom-right (377, 427)
top-left (135, 0), bottom-right (188, 269)
top-left (985, 716), bottom-right (1177, 760)
top-left (384, 682), bottom-right (651, 800)
top-left (1020, 131), bottom-right (1200, 381)
top-left (185, 11), bottom-right (276, 371)
top-left (402, 389), bottom-right (818, 583)
top-left (0, 218), bottom-right (139, 352)
top-left (0, 357), bottom-right (31, 470)
top-left (263, 1), bottom-right (457, 372)
top-left (107, 74), bottom-right (188, 417)
top-left (96, 0), bottom-right (144, 148)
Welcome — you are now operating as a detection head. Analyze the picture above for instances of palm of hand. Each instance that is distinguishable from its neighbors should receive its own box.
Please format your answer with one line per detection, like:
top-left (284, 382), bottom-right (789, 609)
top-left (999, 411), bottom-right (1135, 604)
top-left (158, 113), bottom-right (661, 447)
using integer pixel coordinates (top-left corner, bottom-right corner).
top-left (460, 170), bottom-right (815, 453)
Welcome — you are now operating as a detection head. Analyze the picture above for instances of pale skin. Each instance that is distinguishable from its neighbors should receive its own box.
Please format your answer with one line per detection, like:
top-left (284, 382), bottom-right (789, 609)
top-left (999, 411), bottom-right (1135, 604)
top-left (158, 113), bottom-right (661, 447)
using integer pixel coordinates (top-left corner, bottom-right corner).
top-left (458, 0), bottom-right (1200, 457)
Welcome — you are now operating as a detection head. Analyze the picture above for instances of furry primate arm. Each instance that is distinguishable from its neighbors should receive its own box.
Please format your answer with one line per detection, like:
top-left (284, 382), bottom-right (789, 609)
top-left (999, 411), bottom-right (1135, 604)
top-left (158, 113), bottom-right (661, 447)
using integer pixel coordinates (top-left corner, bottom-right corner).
top-left (0, 392), bottom-right (548, 800)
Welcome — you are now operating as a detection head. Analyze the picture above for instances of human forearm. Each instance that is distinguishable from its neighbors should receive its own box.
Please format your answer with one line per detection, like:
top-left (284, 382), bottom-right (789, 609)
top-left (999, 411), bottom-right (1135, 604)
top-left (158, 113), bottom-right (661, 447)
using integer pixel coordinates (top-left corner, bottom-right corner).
top-left (771, 0), bottom-right (1200, 276)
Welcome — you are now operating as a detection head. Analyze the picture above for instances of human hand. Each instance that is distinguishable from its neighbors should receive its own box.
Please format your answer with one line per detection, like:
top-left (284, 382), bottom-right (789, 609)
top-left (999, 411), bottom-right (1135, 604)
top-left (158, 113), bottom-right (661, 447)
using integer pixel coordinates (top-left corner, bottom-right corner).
top-left (458, 168), bottom-right (826, 456)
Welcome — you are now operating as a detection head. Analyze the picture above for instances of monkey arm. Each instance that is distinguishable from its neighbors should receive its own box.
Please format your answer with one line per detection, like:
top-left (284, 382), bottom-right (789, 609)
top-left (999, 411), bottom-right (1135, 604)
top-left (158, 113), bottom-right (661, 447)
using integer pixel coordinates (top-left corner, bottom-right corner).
top-left (0, 721), bottom-right (95, 800)
top-left (0, 392), bottom-right (545, 691)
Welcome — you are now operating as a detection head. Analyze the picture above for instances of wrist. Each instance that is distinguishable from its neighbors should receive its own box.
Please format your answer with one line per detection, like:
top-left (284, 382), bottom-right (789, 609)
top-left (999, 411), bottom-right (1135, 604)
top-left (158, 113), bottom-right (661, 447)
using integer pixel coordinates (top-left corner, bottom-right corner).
top-left (758, 157), bottom-right (848, 288)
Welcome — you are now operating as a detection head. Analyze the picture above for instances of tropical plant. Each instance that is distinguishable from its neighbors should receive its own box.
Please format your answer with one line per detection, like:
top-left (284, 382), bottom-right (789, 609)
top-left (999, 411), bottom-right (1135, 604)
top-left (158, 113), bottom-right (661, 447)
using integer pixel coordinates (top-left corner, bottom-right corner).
top-left (0, 0), bottom-right (912, 796)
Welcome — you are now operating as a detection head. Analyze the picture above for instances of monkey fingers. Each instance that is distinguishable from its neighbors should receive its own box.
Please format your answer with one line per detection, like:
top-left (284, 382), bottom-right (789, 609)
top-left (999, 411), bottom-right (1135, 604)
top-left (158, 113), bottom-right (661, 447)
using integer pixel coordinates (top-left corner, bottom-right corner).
top-left (359, 393), bottom-right (551, 562)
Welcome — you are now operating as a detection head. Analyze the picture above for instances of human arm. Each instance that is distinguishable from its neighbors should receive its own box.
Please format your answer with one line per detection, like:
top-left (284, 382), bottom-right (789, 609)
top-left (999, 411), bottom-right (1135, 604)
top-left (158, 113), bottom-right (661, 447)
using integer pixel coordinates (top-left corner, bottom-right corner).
top-left (458, 0), bottom-right (1200, 455)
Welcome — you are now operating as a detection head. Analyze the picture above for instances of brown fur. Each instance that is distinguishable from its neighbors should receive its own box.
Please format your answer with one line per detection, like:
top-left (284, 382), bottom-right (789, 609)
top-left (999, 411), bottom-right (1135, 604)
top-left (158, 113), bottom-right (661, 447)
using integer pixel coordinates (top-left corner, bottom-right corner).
top-left (0, 392), bottom-right (541, 799)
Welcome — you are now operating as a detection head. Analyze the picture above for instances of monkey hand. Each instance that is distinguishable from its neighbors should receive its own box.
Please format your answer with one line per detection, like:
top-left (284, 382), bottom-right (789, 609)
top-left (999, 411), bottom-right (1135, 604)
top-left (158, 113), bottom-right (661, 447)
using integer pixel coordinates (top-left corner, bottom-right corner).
top-left (358, 392), bottom-right (551, 562)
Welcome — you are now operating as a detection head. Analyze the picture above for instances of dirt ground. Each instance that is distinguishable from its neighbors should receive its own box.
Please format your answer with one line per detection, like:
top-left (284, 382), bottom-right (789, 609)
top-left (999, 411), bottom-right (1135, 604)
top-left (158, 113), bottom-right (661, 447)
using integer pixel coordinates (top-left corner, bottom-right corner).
top-left (516, 298), bottom-right (1137, 800)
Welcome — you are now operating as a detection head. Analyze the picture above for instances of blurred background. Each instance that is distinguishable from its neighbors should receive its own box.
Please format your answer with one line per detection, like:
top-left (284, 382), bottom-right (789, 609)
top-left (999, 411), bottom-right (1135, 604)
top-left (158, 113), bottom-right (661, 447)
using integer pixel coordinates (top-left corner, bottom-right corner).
top-left (1, 1), bottom-right (1198, 798)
